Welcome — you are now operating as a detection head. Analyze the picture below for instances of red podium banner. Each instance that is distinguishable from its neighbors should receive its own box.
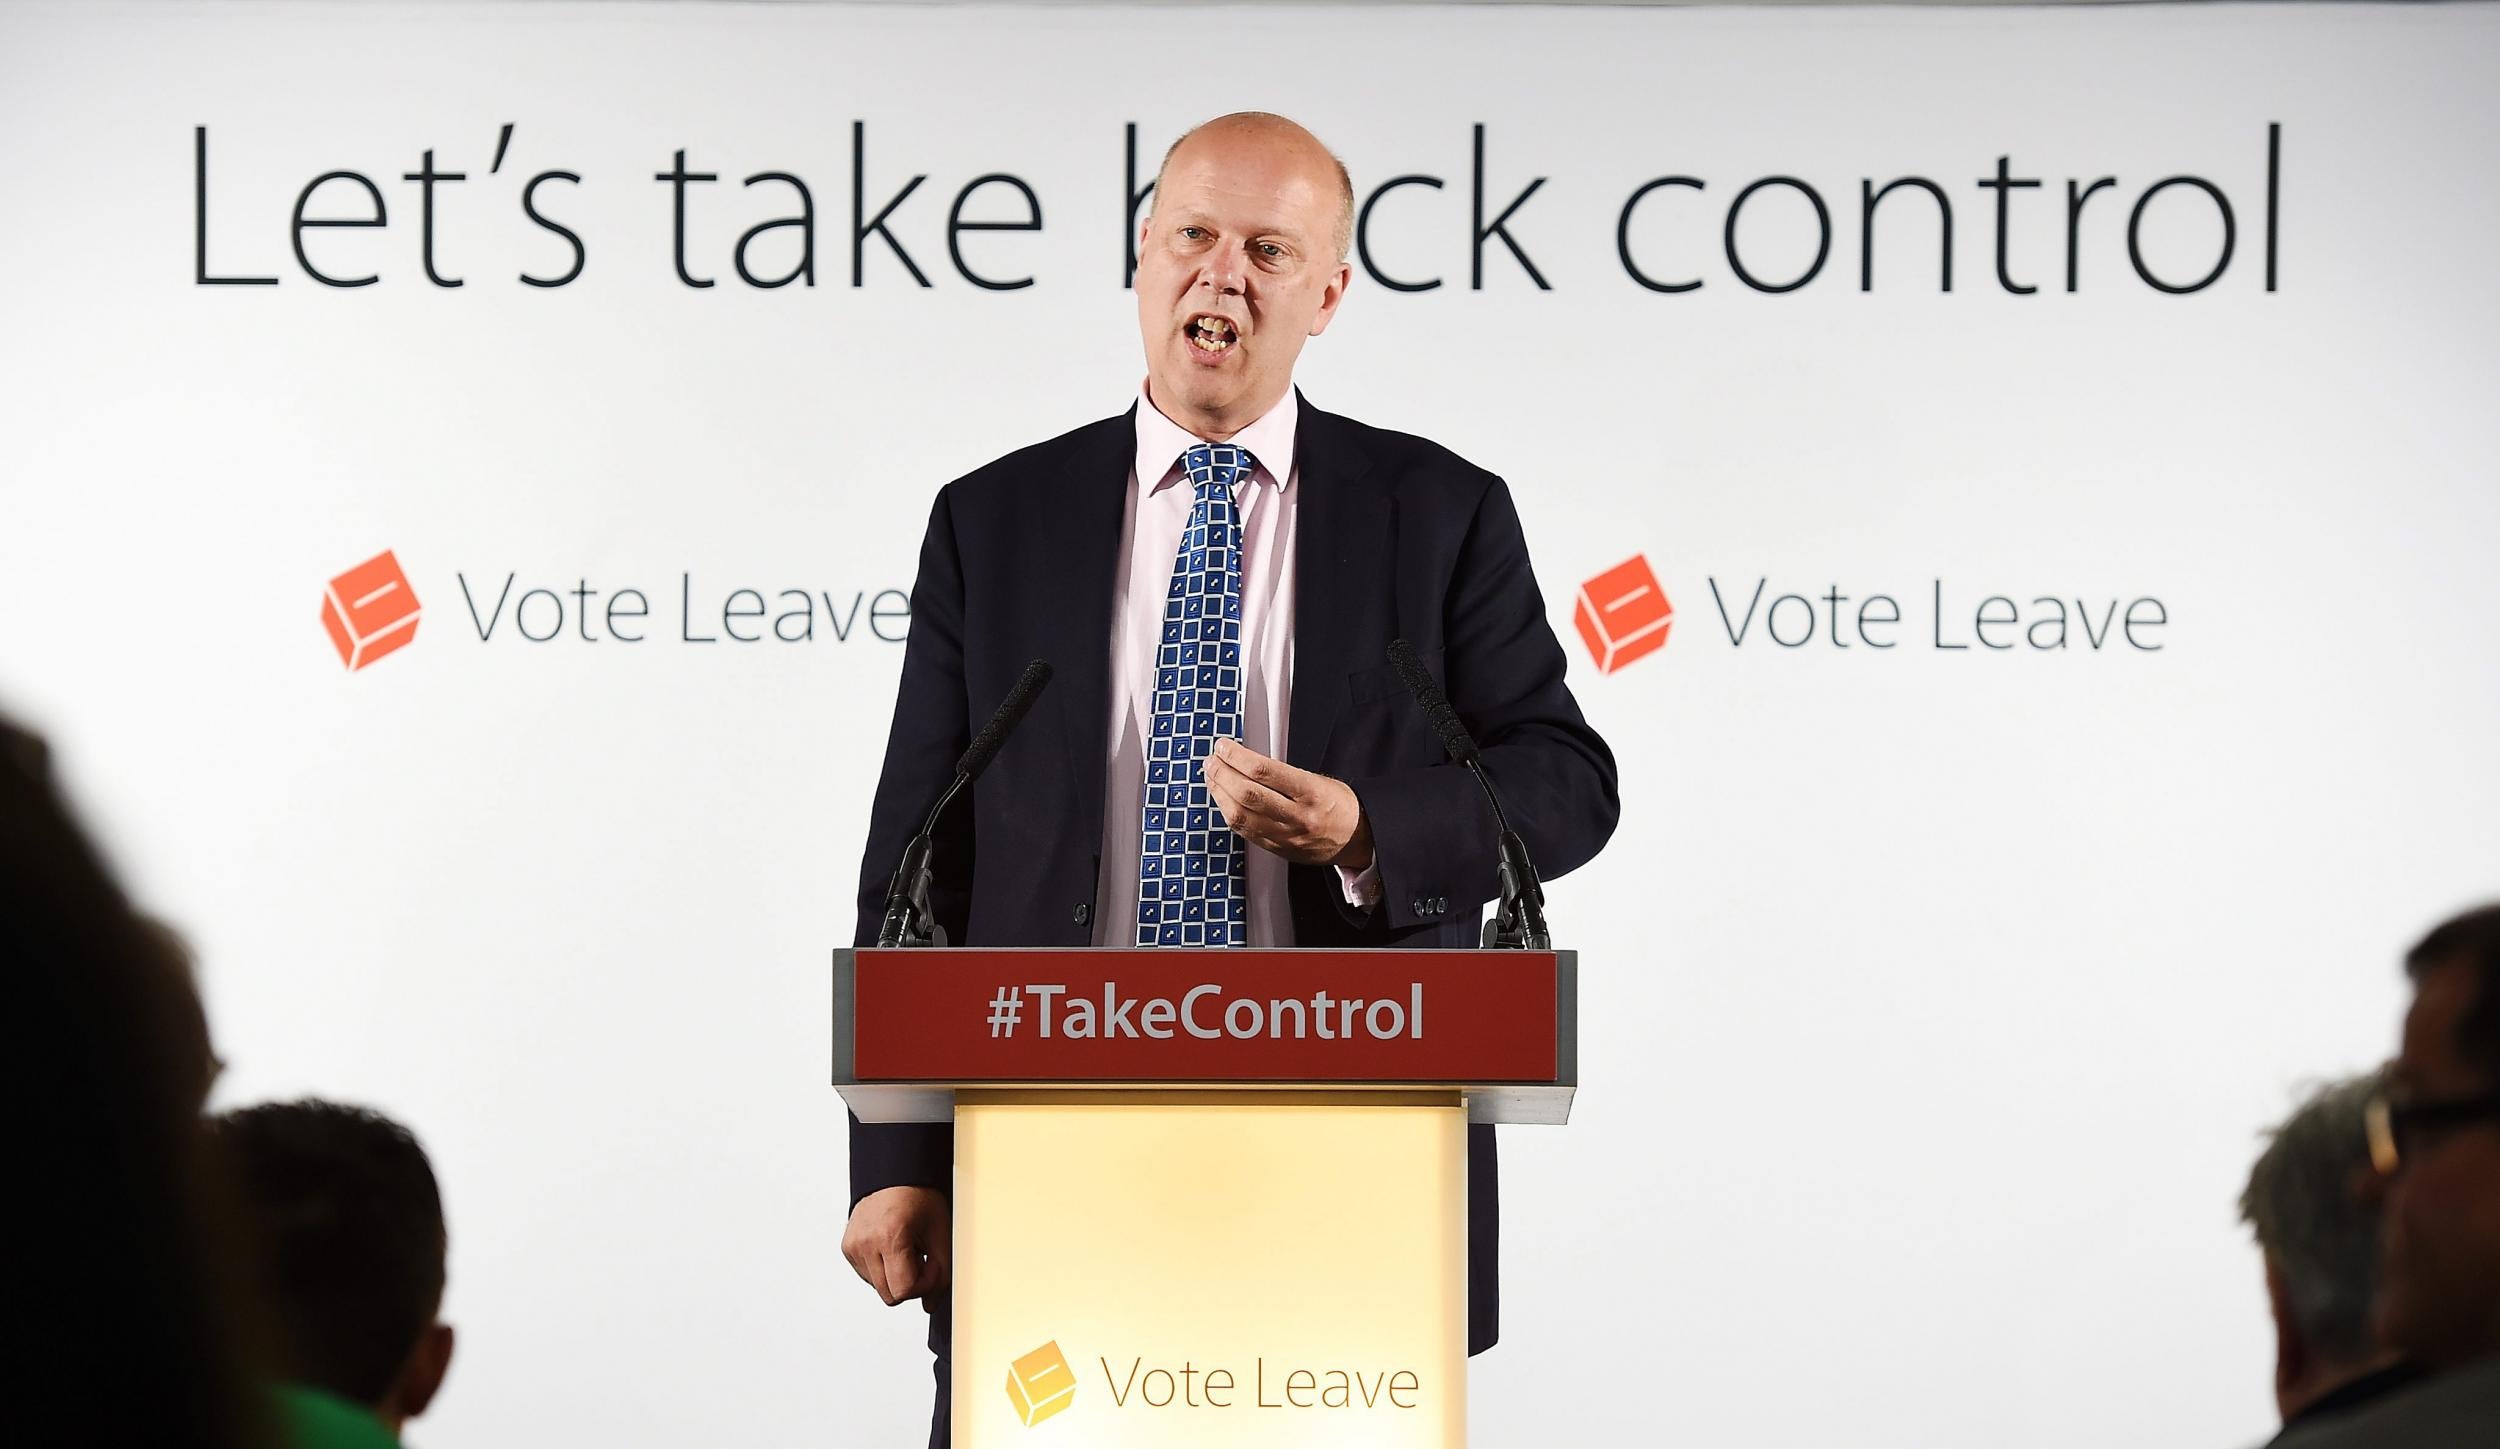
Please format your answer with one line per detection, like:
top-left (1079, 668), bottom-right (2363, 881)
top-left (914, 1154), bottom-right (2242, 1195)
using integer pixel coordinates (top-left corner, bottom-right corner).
top-left (845, 948), bottom-right (1565, 1084)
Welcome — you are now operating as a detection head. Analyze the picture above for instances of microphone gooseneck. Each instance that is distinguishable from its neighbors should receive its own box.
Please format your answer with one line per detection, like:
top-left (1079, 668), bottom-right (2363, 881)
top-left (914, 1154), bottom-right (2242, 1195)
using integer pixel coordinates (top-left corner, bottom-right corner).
top-left (876, 660), bottom-right (1054, 948)
top-left (1386, 639), bottom-right (1550, 950)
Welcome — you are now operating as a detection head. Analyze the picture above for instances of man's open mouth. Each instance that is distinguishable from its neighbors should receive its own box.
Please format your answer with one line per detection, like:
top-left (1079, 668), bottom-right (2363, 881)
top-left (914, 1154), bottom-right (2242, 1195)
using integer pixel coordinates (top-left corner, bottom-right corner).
top-left (1187, 314), bottom-right (1239, 354)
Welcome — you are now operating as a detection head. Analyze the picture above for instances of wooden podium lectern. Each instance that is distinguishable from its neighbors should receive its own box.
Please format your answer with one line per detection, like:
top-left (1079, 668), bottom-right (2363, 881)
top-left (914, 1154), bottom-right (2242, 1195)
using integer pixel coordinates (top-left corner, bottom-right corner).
top-left (834, 946), bottom-right (1577, 1449)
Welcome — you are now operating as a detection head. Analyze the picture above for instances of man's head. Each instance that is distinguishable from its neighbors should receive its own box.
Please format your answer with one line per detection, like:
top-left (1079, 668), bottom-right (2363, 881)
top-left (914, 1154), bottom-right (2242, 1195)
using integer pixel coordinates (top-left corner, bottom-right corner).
top-left (211, 1100), bottom-right (453, 1432)
top-left (1135, 112), bottom-right (1354, 441)
top-left (2243, 1072), bottom-right (2396, 1421)
top-left (6, 717), bottom-right (262, 1449)
top-left (2370, 903), bottom-right (2500, 1369)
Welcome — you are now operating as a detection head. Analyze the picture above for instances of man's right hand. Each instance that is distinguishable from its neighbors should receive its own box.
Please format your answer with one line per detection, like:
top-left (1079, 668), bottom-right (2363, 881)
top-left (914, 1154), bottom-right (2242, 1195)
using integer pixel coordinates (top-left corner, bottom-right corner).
top-left (841, 1185), bottom-right (951, 1306)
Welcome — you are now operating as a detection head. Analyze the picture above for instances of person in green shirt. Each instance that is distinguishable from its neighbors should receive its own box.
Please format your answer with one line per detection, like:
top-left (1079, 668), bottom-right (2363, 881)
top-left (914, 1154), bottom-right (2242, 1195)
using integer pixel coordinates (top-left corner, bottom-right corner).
top-left (270, 1382), bottom-right (407, 1449)
top-left (213, 1100), bottom-right (456, 1449)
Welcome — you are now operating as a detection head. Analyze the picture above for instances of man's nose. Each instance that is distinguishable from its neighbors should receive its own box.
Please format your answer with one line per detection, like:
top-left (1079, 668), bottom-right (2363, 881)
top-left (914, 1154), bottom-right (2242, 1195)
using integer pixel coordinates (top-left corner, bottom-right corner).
top-left (1199, 244), bottom-right (1248, 297)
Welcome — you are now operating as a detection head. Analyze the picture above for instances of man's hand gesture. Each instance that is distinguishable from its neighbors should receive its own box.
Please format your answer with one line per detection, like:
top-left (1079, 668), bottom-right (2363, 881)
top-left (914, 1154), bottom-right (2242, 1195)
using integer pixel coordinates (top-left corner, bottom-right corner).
top-left (1203, 738), bottom-right (1373, 871)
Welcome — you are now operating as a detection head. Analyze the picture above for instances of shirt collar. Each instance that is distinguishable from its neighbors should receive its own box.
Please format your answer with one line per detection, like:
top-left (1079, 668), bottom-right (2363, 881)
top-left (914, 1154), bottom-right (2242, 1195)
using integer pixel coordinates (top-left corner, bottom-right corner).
top-left (1133, 382), bottom-right (1297, 496)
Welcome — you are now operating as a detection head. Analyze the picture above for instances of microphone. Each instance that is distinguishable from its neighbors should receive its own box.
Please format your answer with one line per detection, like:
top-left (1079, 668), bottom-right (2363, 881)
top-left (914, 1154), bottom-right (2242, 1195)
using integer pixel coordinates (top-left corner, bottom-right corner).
top-left (876, 659), bottom-right (1053, 948)
top-left (957, 659), bottom-right (1052, 781)
top-left (1386, 639), bottom-right (1550, 950)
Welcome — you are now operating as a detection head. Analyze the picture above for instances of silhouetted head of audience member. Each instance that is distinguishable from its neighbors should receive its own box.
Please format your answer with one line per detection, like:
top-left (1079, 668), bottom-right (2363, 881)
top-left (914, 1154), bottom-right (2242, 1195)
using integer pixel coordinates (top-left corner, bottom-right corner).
top-left (2367, 903), bottom-right (2500, 1371)
top-left (212, 1100), bottom-right (455, 1436)
top-left (4, 714), bottom-right (264, 1447)
top-left (2244, 1072), bottom-right (2403, 1425)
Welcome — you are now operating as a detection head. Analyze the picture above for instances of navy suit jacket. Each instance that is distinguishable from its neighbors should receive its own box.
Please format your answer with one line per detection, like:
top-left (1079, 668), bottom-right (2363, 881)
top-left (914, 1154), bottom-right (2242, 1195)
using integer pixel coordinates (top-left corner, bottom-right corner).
top-left (850, 392), bottom-right (1618, 1357)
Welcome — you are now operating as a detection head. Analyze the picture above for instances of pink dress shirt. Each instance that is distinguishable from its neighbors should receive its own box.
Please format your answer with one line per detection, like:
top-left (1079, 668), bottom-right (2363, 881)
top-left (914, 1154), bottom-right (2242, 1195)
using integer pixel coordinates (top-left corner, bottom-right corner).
top-left (1090, 384), bottom-right (1378, 947)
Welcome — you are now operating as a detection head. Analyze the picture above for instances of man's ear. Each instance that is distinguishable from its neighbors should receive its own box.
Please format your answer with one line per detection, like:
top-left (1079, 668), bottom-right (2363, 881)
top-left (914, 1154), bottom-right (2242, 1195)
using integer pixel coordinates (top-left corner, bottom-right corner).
top-left (388, 1322), bottom-right (456, 1426)
top-left (1307, 261), bottom-right (1353, 338)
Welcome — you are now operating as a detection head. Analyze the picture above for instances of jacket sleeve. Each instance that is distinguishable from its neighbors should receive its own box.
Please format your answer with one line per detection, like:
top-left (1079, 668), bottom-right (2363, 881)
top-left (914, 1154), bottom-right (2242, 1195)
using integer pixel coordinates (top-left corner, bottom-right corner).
top-left (1342, 476), bottom-right (1619, 934)
top-left (846, 486), bottom-right (974, 1205)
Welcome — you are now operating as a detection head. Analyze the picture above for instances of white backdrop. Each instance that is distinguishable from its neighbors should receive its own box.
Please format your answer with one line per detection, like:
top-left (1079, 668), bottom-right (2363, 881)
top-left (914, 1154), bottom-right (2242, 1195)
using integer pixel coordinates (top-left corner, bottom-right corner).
top-left (5, 2), bottom-right (2498, 1446)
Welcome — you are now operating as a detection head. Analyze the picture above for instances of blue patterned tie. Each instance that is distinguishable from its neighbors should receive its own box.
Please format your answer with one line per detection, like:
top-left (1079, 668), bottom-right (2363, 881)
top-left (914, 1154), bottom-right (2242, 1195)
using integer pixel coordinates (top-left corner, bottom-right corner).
top-left (1136, 443), bottom-right (1257, 947)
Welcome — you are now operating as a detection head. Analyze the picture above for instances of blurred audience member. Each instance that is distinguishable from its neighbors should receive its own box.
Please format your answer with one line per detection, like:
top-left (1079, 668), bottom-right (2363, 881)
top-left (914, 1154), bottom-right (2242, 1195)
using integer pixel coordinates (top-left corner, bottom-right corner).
top-left (2, 714), bottom-right (268, 1446)
top-left (213, 1100), bottom-right (455, 1449)
top-left (2242, 1072), bottom-right (2417, 1442)
top-left (2278, 903), bottom-right (2500, 1446)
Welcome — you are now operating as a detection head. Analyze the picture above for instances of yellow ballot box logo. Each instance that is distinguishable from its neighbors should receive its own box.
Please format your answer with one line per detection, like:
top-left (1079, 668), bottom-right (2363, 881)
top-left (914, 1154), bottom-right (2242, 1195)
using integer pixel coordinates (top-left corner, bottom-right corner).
top-left (1005, 1340), bottom-right (1077, 1427)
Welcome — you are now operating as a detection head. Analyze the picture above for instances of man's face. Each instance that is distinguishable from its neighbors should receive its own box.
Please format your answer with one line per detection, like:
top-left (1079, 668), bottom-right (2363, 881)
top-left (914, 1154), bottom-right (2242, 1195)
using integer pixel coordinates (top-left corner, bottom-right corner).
top-left (1134, 128), bottom-right (1350, 436)
top-left (2374, 957), bottom-right (2500, 1366)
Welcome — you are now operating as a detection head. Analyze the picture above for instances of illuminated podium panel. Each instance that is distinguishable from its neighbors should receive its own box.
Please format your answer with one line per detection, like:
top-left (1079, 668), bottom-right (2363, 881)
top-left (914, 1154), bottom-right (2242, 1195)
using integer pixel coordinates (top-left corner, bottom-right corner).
top-left (834, 948), bottom-right (1577, 1449)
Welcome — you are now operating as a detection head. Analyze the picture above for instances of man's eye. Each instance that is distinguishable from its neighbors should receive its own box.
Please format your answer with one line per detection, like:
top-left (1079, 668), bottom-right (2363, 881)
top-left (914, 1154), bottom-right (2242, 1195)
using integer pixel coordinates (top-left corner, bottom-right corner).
top-left (1258, 243), bottom-right (1283, 258)
top-left (1180, 227), bottom-right (1205, 241)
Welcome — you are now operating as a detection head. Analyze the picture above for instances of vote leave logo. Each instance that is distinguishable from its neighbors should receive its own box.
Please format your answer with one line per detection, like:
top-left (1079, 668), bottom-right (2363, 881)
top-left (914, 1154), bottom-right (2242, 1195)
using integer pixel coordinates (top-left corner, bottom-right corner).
top-left (1006, 1340), bottom-right (1077, 1427)
top-left (1574, 554), bottom-right (1673, 674)
top-left (322, 549), bottom-right (422, 672)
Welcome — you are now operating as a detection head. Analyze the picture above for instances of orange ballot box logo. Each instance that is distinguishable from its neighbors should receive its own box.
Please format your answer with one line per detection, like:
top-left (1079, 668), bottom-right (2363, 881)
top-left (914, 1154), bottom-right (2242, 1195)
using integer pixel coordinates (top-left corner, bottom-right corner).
top-left (322, 550), bottom-right (422, 672)
top-left (1006, 1340), bottom-right (1077, 1428)
top-left (1574, 554), bottom-right (1672, 674)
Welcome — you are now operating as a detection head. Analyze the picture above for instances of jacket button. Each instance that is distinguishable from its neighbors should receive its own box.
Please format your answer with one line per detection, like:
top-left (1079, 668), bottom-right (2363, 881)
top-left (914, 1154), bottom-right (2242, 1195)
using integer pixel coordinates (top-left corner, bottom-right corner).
top-left (1410, 898), bottom-right (1424, 915)
top-left (1435, 896), bottom-right (1447, 913)
top-left (1073, 903), bottom-right (1091, 926)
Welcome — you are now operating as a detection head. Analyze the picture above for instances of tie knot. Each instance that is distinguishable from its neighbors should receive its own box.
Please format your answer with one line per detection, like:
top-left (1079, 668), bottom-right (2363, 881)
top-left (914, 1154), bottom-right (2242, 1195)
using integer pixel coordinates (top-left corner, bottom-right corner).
top-left (1179, 442), bottom-right (1259, 497)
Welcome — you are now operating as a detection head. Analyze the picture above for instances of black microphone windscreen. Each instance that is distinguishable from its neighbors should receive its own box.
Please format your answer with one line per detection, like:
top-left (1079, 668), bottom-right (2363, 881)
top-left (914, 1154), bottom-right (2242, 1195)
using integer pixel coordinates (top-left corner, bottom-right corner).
top-left (1387, 639), bottom-right (1479, 766)
top-left (957, 659), bottom-right (1053, 780)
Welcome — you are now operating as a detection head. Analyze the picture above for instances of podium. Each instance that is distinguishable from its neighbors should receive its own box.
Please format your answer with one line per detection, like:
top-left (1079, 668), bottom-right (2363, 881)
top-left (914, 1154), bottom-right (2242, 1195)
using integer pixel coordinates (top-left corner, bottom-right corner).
top-left (833, 946), bottom-right (1577, 1449)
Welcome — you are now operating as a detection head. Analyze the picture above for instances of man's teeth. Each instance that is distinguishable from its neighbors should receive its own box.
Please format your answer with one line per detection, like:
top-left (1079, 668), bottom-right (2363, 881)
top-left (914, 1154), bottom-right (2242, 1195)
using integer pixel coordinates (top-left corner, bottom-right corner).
top-left (1190, 316), bottom-right (1237, 352)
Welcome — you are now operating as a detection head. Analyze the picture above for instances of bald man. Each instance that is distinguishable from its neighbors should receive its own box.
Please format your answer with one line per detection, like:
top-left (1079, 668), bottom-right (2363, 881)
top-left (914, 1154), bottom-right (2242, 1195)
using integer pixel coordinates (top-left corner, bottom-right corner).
top-left (842, 111), bottom-right (1619, 1445)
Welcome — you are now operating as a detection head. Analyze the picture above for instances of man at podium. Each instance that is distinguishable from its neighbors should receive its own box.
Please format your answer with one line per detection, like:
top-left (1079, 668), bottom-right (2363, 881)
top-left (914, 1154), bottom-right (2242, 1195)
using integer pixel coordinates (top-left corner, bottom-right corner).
top-left (843, 110), bottom-right (1618, 1446)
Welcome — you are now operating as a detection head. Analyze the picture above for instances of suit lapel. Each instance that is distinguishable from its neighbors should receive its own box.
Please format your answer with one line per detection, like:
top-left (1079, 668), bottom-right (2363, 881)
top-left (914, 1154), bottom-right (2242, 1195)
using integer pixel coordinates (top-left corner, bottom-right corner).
top-left (1034, 407), bottom-right (1135, 860)
top-left (1288, 392), bottom-right (1387, 775)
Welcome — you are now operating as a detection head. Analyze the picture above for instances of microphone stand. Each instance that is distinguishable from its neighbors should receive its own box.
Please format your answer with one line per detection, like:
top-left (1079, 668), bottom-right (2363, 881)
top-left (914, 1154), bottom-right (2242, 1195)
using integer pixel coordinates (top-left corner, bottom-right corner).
top-left (873, 659), bottom-right (1053, 950)
top-left (876, 776), bottom-right (962, 949)
top-left (1474, 769), bottom-right (1551, 952)
top-left (1385, 639), bottom-right (1551, 951)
